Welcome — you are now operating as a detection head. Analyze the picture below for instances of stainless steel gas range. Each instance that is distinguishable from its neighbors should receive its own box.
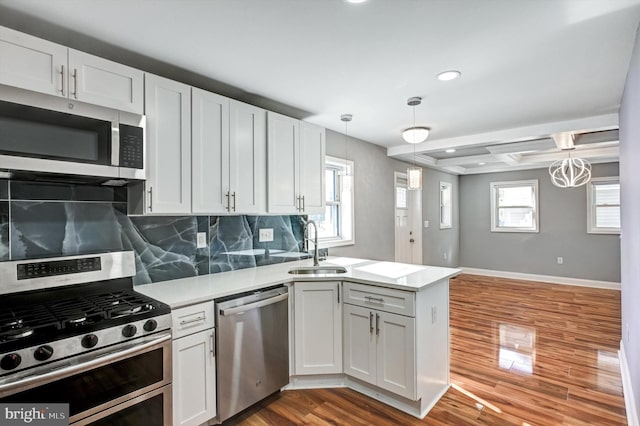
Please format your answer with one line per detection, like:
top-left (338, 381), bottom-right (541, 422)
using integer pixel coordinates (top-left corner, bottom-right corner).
top-left (0, 251), bottom-right (172, 425)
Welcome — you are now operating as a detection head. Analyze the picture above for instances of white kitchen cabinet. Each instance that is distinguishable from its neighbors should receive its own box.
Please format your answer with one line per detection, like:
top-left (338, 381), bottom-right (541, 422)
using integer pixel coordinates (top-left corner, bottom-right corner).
top-left (172, 301), bottom-right (216, 426)
top-left (192, 89), bottom-right (266, 214)
top-left (191, 88), bottom-right (229, 213)
top-left (343, 283), bottom-right (417, 400)
top-left (294, 281), bottom-right (342, 375)
top-left (0, 26), bottom-right (67, 97)
top-left (67, 49), bottom-right (143, 114)
top-left (144, 73), bottom-right (191, 214)
top-left (298, 121), bottom-right (325, 214)
top-left (0, 26), bottom-right (143, 114)
top-left (267, 112), bottom-right (325, 214)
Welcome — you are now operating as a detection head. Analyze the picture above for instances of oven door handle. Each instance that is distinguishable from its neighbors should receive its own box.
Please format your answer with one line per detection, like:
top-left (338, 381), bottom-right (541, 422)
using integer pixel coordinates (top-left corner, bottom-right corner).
top-left (0, 332), bottom-right (171, 396)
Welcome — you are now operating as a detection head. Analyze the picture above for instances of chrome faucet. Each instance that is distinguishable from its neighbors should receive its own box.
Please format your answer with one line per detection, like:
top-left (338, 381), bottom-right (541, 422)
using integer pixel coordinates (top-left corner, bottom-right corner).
top-left (304, 220), bottom-right (319, 266)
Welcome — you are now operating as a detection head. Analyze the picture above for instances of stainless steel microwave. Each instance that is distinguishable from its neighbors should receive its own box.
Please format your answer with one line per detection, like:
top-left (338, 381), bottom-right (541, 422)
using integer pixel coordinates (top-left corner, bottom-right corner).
top-left (0, 86), bottom-right (145, 182)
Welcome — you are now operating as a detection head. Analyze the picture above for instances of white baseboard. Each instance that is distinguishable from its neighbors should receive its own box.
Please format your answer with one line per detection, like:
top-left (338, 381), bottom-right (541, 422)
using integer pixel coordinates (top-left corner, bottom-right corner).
top-left (620, 340), bottom-right (639, 426)
top-left (461, 267), bottom-right (620, 290)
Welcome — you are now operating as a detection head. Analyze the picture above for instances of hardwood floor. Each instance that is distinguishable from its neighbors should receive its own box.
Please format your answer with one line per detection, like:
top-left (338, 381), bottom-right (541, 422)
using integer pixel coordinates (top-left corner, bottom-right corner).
top-left (223, 274), bottom-right (625, 425)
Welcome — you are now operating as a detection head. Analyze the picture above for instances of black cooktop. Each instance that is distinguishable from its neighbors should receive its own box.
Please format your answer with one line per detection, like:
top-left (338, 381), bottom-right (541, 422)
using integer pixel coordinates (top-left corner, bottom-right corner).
top-left (0, 278), bottom-right (170, 352)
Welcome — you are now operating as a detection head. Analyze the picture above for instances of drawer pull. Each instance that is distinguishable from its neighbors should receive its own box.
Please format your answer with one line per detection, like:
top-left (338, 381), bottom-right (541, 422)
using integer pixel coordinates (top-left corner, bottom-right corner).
top-left (179, 316), bottom-right (205, 326)
top-left (365, 295), bottom-right (385, 304)
top-left (369, 312), bottom-right (374, 334)
top-left (375, 313), bottom-right (380, 336)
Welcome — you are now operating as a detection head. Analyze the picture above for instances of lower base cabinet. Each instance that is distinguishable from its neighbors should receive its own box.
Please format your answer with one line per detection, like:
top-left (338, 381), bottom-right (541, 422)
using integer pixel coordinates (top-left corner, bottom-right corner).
top-left (172, 302), bottom-right (217, 426)
top-left (343, 304), bottom-right (416, 400)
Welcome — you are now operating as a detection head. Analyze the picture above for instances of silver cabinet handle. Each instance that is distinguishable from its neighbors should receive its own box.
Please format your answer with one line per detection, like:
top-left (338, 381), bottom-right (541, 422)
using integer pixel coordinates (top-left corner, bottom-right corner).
top-left (179, 316), bottom-right (205, 326)
top-left (225, 191), bottom-right (230, 211)
top-left (72, 68), bottom-right (78, 99)
top-left (365, 295), bottom-right (384, 304)
top-left (375, 313), bottom-right (380, 336)
top-left (210, 331), bottom-right (215, 357)
top-left (337, 283), bottom-right (340, 304)
top-left (60, 65), bottom-right (65, 95)
top-left (296, 195), bottom-right (301, 211)
top-left (231, 192), bottom-right (236, 212)
top-left (369, 312), bottom-right (374, 334)
top-left (148, 187), bottom-right (153, 212)
top-left (301, 195), bottom-right (305, 212)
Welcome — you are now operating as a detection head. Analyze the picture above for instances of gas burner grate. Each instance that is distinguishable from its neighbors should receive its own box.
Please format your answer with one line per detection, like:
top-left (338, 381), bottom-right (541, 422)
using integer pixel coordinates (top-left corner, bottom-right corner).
top-left (0, 305), bottom-right (60, 343)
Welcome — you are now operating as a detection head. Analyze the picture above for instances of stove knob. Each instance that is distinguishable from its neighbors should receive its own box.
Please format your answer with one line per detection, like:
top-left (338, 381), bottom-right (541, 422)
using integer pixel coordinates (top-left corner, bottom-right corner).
top-left (34, 345), bottom-right (54, 361)
top-left (81, 334), bottom-right (99, 349)
top-left (122, 324), bottom-right (137, 338)
top-left (143, 319), bottom-right (158, 332)
top-left (1, 353), bottom-right (21, 370)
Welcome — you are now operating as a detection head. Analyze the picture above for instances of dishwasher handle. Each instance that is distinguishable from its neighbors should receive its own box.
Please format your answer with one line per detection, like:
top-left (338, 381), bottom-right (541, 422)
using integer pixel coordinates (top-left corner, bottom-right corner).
top-left (219, 292), bottom-right (288, 316)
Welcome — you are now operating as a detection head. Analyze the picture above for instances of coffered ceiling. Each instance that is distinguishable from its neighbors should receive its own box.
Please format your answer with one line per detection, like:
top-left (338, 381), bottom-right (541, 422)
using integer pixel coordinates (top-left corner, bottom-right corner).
top-left (0, 0), bottom-right (638, 174)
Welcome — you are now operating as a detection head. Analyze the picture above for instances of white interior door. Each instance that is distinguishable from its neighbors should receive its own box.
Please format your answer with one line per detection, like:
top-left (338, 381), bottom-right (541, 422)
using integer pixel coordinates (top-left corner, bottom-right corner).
top-left (394, 172), bottom-right (422, 264)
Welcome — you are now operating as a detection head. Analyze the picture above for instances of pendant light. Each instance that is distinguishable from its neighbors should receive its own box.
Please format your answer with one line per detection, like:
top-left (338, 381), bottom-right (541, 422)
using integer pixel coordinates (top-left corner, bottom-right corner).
top-left (548, 132), bottom-right (592, 188)
top-left (403, 97), bottom-right (427, 190)
top-left (340, 114), bottom-right (352, 176)
top-left (402, 97), bottom-right (430, 144)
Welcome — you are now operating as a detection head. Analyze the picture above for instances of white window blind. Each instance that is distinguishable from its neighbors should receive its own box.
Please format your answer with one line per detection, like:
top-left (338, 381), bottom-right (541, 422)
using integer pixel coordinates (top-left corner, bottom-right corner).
top-left (588, 178), bottom-right (620, 233)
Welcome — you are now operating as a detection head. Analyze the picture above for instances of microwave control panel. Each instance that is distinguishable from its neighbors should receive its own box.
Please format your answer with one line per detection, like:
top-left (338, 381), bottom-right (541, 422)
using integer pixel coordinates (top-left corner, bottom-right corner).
top-left (119, 124), bottom-right (144, 169)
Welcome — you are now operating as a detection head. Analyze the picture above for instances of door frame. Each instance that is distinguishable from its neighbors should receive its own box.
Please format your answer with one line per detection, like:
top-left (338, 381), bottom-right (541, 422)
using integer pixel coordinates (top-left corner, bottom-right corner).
top-left (394, 172), bottom-right (423, 264)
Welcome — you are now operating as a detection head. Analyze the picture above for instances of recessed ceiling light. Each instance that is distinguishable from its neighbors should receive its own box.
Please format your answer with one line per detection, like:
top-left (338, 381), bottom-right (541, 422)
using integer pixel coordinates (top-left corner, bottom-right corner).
top-left (437, 70), bottom-right (461, 81)
top-left (346, 0), bottom-right (368, 3)
top-left (445, 149), bottom-right (456, 153)
top-left (478, 162), bottom-right (486, 166)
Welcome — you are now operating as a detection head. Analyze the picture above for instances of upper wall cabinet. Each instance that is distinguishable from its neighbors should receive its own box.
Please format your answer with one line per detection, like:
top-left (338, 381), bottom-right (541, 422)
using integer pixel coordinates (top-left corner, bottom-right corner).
top-left (0, 25), bottom-right (143, 114)
top-left (267, 112), bottom-right (325, 214)
top-left (192, 89), bottom-right (266, 214)
top-left (144, 74), bottom-right (192, 214)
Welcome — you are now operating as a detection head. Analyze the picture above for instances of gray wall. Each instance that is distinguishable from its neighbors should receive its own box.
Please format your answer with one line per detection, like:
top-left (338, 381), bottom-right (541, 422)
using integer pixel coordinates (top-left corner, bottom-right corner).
top-left (620, 22), bottom-right (640, 422)
top-left (459, 163), bottom-right (620, 282)
top-left (325, 129), bottom-right (460, 265)
top-left (421, 169), bottom-right (459, 267)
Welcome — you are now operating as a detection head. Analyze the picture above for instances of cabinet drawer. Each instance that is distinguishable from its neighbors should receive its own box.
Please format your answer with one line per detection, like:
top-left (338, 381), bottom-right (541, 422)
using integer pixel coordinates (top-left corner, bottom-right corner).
top-left (343, 282), bottom-right (415, 317)
top-left (172, 301), bottom-right (215, 338)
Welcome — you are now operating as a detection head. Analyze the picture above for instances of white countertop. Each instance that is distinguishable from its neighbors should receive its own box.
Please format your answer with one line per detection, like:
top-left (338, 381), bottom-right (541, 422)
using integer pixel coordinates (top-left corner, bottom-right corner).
top-left (135, 257), bottom-right (461, 309)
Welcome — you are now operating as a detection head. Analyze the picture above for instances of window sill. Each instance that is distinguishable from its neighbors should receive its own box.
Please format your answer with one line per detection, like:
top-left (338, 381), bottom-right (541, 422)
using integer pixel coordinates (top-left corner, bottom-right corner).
top-left (587, 229), bottom-right (621, 235)
top-left (491, 228), bottom-right (539, 233)
top-left (317, 238), bottom-right (355, 249)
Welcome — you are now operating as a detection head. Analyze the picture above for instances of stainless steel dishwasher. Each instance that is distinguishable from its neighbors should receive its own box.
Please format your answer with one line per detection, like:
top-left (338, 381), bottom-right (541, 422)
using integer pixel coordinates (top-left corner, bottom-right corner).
top-left (215, 285), bottom-right (289, 422)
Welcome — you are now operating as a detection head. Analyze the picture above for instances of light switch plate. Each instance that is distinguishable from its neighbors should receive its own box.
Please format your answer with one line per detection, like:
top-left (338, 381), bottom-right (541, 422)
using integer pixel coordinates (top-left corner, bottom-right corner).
top-left (196, 232), bottom-right (207, 248)
top-left (259, 228), bottom-right (274, 242)
top-left (424, 220), bottom-right (429, 228)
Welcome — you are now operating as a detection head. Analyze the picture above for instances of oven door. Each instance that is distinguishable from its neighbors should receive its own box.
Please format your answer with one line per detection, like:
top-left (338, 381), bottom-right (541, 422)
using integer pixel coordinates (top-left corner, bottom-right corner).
top-left (0, 333), bottom-right (171, 425)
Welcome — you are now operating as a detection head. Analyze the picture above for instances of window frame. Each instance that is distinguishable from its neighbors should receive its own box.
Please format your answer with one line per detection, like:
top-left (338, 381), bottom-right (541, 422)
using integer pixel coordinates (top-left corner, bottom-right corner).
top-left (439, 181), bottom-right (453, 229)
top-left (587, 176), bottom-right (620, 234)
top-left (490, 179), bottom-right (539, 233)
top-left (310, 155), bottom-right (355, 248)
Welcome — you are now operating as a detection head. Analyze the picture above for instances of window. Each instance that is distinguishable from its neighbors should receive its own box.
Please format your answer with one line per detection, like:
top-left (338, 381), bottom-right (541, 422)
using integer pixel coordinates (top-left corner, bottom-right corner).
top-left (309, 156), bottom-right (355, 247)
top-left (587, 177), bottom-right (620, 234)
top-left (440, 181), bottom-right (452, 229)
top-left (490, 180), bottom-right (538, 232)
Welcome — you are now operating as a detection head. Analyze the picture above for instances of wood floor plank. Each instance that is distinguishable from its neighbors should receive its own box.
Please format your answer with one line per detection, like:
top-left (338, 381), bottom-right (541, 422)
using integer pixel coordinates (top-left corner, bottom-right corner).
top-left (223, 274), bottom-right (625, 425)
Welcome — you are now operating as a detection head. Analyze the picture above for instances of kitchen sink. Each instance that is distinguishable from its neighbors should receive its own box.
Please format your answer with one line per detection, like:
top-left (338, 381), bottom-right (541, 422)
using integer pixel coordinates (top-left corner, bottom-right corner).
top-left (288, 266), bottom-right (348, 275)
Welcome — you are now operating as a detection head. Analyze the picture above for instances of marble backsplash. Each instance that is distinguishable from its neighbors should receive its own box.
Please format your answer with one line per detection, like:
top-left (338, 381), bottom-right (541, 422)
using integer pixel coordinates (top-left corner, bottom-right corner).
top-left (0, 180), bottom-right (309, 285)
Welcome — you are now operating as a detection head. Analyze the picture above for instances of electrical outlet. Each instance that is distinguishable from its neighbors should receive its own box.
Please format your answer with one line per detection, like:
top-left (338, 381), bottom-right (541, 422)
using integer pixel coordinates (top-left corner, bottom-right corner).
top-left (196, 232), bottom-right (207, 248)
top-left (557, 257), bottom-right (564, 265)
top-left (424, 220), bottom-right (429, 228)
top-left (259, 228), bottom-right (274, 242)
top-left (443, 252), bottom-right (447, 260)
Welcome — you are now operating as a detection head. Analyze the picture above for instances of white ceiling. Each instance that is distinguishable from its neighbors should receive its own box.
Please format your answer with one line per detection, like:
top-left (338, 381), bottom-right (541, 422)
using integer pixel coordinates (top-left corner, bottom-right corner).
top-left (1, 0), bottom-right (639, 174)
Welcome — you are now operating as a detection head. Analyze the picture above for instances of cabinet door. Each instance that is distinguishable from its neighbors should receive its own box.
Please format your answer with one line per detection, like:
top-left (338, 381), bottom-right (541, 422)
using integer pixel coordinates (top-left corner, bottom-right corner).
top-left (230, 100), bottom-right (266, 214)
top-left (144, 74), bottom-right (191, 214)
top-left (68, 49), bottom-right (143, 114)
top-left (294, 281), bottom-right (342, 375)
top-left (267, 111), bottom-right (299, 213)
top-left (173, 329), bottom-right (217, 426)
top-left (299, 122), bottom-right (326, 214)
top-left (191, 88), bottom-right (230, 214)
top-left (343, 304), bottom-right (377, 385)
top-left (0, 26), bottom-right (67, 97)
top-left (376, 311), bottom-right (416, 400)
